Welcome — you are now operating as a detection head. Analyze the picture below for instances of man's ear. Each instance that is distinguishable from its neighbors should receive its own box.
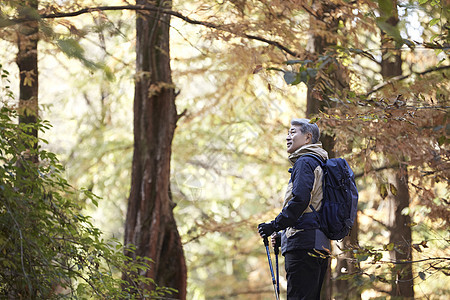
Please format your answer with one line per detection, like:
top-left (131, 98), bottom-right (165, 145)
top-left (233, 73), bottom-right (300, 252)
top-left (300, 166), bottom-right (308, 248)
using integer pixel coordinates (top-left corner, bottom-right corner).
top-left (306, 133), bottom-right (312, 143)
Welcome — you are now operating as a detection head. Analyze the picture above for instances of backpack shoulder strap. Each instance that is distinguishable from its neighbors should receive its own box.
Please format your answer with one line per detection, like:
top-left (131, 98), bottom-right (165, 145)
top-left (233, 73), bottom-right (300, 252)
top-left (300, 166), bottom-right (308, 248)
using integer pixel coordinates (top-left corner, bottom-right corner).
top-left (300, 154), bottom-right (326, 217)
top-left (301, 153), bottom-right (325, 164)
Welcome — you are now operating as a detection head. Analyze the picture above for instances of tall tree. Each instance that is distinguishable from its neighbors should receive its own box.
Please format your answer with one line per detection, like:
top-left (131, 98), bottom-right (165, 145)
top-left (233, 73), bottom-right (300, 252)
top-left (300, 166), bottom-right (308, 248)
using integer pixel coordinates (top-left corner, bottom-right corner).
top-left (305, 4), bottom-right (335, 297)
top-left (123, 0), bottom-right (187, 297)
top-left (305, 1), bottom-right (359, 299)
top-left (17, 0), bottom-right (38, 162)
top-left (378, 0), bottom-right (414, 297)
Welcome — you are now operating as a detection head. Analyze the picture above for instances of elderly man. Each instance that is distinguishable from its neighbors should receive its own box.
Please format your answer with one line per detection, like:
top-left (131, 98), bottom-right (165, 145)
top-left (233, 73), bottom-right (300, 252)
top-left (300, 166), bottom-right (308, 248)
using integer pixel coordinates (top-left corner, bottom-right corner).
top-left (258, 118), bottom-right (330, 300)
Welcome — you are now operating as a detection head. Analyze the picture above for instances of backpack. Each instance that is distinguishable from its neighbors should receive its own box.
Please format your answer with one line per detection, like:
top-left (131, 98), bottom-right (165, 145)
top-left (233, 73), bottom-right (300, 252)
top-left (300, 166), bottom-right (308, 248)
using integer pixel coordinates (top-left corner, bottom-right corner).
top-left (304, 154), bottom-right (359, 240)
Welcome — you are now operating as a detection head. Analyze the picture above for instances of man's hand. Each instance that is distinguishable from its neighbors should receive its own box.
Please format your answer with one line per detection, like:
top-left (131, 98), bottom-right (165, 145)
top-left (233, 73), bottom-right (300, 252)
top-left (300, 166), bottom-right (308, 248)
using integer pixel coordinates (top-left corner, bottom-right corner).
top-left (271, 232), bottom-right (281, 251)
top-left (258, 222), bottom-right (275, 238)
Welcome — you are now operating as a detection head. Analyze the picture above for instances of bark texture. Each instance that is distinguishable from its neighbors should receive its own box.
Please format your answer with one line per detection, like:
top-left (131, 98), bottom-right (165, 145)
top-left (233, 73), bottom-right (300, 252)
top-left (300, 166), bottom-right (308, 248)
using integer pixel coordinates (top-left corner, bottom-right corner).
top-left (389, 166), bottom-right (414, 298)
top-left (17, 0), bottom-right (39, 162)
top-left (380, 1), bottom-right (414, 297)
top-left (123, 0), bottom-right (187, 298)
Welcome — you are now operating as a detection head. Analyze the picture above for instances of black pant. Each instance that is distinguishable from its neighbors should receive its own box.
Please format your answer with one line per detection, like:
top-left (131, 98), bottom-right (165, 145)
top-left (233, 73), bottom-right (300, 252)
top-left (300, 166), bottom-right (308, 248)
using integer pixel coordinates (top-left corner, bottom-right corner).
top-left (284, 249), bottom-right (329, 300)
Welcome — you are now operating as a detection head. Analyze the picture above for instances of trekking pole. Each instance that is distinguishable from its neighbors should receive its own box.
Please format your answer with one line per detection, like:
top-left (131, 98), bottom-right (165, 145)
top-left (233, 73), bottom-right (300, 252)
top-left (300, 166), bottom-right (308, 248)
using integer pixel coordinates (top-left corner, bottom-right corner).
top-left (263, 237), bottom-right (280, 300)
top-left (274, 242), bottom-right (280, 296)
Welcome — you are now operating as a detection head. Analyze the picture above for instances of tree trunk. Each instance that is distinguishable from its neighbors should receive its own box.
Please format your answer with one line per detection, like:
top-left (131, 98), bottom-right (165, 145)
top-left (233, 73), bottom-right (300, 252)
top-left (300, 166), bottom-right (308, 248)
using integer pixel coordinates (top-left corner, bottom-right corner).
top-left (389, 165), bottom-right (414, 298)
top-left (305, 8), bottom-right (333, 300)
top-left (334, 216), bottom-right (361, 300)
top-left (306, 2), bottom-right (358, 299)
top-left (17, 0), bottom-right (39, 163)
top-left (379, 1), bottom-right (414, 297)
top-left (123, 0), bottom-right (187, 298)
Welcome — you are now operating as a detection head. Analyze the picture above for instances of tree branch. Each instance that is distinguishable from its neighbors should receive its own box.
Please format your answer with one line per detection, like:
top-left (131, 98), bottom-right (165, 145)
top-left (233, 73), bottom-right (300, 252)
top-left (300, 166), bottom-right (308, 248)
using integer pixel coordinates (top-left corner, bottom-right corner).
top-left (366, 65), bottom-right (450, 97)
top-left (2, 5), bottom-right (300, 57)
top-left (390, 257), bottom-right (450, 265)
top-left (354, 163), bottom-right (399, 179)
top-left (360, 211), bottom-right (390, 230)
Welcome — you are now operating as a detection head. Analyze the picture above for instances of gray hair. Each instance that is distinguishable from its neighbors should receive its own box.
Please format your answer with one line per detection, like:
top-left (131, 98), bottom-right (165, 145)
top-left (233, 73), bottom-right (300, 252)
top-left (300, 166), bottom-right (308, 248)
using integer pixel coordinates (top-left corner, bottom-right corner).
top-left (291, 118), bottom-right (320, 143)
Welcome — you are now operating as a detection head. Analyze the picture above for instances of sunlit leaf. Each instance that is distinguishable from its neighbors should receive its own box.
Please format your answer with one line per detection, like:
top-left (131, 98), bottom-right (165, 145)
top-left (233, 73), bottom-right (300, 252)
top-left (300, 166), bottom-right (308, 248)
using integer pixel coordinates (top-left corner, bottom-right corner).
top-left (385, 243), bottom-right (395, 251)
top-left (309, 117), bottom-right (320, 124)
top-left (389, 183), bottom-right (397, 196)
top-left (430, 33), bottom-right (440, 42)
top-left (429, 18), bottom-right (440, 26)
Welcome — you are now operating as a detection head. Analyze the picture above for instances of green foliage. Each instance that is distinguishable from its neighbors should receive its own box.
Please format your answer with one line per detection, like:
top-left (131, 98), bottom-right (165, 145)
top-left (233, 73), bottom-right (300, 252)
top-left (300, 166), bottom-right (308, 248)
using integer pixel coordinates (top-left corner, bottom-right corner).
top-left (0, 70), bottom-right (168, 298)
top-left (269, 54), bottom-right (340, 89)
top-left (56, 38), bottom-right (114, 80)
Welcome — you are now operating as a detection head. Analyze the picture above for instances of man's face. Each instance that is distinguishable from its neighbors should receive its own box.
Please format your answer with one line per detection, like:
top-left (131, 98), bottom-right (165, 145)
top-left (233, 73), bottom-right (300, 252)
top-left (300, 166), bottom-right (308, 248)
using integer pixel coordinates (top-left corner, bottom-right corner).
top-left (286, 125), bottom-right (311, 154)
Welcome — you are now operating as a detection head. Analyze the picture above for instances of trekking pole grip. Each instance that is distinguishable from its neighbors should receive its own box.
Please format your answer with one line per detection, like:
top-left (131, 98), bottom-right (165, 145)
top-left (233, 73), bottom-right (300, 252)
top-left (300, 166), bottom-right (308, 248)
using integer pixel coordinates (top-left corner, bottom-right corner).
top-left (263, 236), bottom-right (269, 246)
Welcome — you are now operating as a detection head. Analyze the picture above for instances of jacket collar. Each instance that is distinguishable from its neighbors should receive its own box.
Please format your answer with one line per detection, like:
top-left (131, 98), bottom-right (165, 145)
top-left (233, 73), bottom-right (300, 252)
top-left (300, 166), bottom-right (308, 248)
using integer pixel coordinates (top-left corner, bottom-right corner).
top-left (288, 143), bottom-right (329, 166)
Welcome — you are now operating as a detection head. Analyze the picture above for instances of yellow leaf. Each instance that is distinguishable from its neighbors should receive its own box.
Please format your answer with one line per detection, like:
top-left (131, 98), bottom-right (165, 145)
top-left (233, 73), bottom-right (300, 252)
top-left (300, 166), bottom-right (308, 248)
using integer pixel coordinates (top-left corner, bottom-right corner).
top-left (385, 243), bottom-right (394, 251)
top-left (23, 76), bottom-right (33, 87)
top-left (420, 241), bottom-right (429, 248)
top-left (389, 183), bottom-right (398, 196)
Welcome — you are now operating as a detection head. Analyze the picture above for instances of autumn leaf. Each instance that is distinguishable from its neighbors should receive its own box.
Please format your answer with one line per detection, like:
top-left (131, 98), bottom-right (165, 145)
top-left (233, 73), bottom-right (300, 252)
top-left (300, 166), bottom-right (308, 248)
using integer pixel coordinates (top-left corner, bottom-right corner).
top-left (412, 243), bottom-right (422, 252)
top-left (389, 183), bottom-right (398, 196)
top-left (252, 65), bottom-right (263, 74)
top-left (22, 70), bottom-right (36, 87)
top-left (309, 117), bottom-right (320, 124)
top-left (385, 243), bottom-right (395, 251)
top-left (23, 76), bottom-right (33, 87)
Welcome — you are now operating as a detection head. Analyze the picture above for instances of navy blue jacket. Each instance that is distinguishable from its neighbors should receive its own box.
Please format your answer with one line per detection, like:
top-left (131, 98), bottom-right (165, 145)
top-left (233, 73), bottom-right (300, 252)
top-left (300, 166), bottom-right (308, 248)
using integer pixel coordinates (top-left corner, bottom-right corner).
top-left (271, 144), bottom-right (330, 255)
